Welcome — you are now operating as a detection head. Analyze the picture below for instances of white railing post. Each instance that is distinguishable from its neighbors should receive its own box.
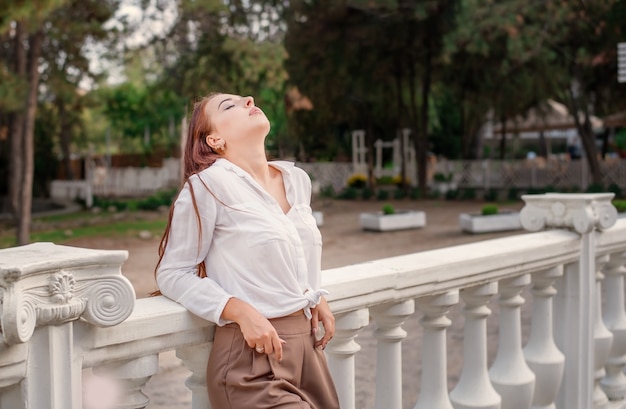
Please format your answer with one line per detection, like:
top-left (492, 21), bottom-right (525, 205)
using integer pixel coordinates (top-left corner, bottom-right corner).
top-left (414, 291), bottom-right (459, 409)
top-left (489, 274), bottom-right (535, 409)
top-left (601, 251), bottom-right (626, 402)
top-left (325, 309), bottom-right (369, 409)
top-left (593, 255), bottom-right (612, 409)
top-left (177, 343), bottom-right (212, 409)
top-left (370, 299), bottom-right (415, 409)
top-left (523, 266), bottom-right (565, 409)
top-left (521, 193), bottom-right (618, 409)
top-left (0, 243), bottom-right (134, 409)
top-left (450, 282), bottom-right (501, 409)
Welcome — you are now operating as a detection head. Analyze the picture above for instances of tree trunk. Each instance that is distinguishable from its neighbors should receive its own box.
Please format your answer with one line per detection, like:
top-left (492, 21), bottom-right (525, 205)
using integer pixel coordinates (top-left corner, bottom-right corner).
top-left (9, 22), bottom-right (26, 224)
top-left (566, 87), bottom-right (602, 186)
top-left (417, 50), bottom-right (432, 195)
top-left (499, 113), bottom-right (507, 160)
top-left (17, 30), bottom-right (44, 245)
top-left (58, 99), bottom-right (75, 179)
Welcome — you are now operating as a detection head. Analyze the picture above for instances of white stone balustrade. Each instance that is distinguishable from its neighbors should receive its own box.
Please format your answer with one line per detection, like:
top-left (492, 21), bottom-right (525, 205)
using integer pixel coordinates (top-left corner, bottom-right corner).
top-left (370, 299), bottom-right (415, 409)
top-left (325, 308), bottom-right (369, 409)
top-left (450, 282), bottom-right (501, 409)
top-left (601, 251), bottom-right (626, 402)
top-left (593, 255), bottom-right (613, 409)
top-left (0, 194), bottom-right (624, 409)
top-left (489, 274), bottom-right (535, 409)
top-left (414, 291), bottom-right (458, 409)
top-left (523, 266), bottom-right (565, 409)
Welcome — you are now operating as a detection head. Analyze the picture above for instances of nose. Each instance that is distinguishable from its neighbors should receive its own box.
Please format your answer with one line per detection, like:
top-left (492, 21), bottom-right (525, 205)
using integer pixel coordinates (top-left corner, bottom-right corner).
top-left (243, 96), bottom-right (254, 107)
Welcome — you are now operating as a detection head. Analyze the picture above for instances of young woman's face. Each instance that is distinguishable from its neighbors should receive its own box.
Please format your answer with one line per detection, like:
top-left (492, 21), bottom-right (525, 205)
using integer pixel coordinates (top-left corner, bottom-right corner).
top-left (204, 94), bottom-right (270, 146)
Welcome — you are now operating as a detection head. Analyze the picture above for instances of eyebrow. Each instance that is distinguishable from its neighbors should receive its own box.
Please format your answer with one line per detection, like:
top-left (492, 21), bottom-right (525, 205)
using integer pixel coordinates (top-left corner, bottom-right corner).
top-left (217, 98), bottom-right (233, 110)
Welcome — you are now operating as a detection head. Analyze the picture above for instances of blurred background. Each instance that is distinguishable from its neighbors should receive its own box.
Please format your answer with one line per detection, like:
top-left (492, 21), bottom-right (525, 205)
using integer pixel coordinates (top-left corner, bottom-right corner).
top-left (1, 0), bottom-right (626, 246)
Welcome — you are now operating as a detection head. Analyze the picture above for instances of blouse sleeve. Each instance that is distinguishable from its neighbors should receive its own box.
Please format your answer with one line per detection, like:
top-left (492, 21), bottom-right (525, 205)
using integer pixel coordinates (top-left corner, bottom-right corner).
top-left (156, 175), bottom-right (233, 325)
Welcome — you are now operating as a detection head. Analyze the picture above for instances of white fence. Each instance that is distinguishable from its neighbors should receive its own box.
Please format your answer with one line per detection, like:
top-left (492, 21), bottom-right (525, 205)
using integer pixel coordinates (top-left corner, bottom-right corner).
top-left (48, 158), bottom-right (626, 206)
top-left (1, 193), bottom-right (625, 409)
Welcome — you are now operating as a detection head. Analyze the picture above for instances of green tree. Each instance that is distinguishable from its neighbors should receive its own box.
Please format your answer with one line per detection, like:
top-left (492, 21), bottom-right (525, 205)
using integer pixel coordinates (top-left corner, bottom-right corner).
top-left (1, 0), bottom-right (119, 245)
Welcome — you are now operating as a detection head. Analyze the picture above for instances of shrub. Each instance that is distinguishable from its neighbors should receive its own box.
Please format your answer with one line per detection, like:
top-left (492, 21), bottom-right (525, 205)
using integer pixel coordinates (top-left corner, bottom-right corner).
top-left (320, 184), bottom-right (335, 198)
top-left (393, 188), bottom-right (407, 199)
top-left (614, 200), bottom-right (626, 213)
top-left (337, 187), bottom-right (359, 200)
top-left (585, 183), bottom-right (605, 193)
top-left (526, 187), bottom-right (544, 195)
top-left (433, 172), bottom-right (453, 182)
top-left (409, 188), bottom-right (422, 200)
top-left (483, 188), bottom-right (498, 202)
top-left (382, 203), bottom-right (396, 215)
top-left (445, 189), bottom-right (458, 200)
top-left (361, 187), bottom-right (374, 200)
top-left (347, 173), bottom-right (367, 188)
top-left (392, 174), bottom-right (409, 187)
top-left (608, 183), bottom-right (623, 199)
top-left (615, 128), bottom-right (626, 150)
top-left (459, 188), bottom-right (476, 200)
top-left (377, 189), bottom-right (390, 200)
top-left (376, 175), bottom-right (394, 185)
top-left (507, 187), bottom-right (519, 201)
top-left (482, 204), bottom-right (499, 216)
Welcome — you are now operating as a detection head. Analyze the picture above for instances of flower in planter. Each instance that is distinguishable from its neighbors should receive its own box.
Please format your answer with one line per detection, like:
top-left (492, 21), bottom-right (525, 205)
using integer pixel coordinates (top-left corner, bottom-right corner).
top-left (347, 173), bottom-right (367, 188)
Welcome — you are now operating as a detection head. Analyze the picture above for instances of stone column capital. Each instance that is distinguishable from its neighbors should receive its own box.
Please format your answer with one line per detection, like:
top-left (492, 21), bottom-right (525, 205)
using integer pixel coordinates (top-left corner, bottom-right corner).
top-left (520, 193), bottom-right (617, 234)
top-left (0, 242), bottom-right (134, 345)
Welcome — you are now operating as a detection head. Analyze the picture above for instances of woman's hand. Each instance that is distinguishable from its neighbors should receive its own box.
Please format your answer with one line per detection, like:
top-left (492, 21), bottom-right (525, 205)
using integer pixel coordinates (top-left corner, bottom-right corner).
top-left (221, 298), bottom-right (286, 361)
top-left (311, 296), bottom-right (335, 350)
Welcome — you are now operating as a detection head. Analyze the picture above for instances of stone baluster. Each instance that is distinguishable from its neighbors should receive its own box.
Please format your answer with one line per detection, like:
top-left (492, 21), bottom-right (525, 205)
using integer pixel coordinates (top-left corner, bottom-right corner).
top-left (325, 308), bottom-right (370, 409)
top-left (449, 282), bottom-right (501, 409)
top-left (370, 299), bottom-right (415, 409)
top-left (523, 266), bottom-right (565, 409)
top-left (95, 354), bottom-right (159, 409)
top-left (177, 343), bottom-right (212, 409)
top-left (0, 343), bottom-right (28, 409)
top-left (489, 274), bottom-right (535, 409)
top-left (0, 243), bottom-right (134, 409)
top-left (600, 251), bottom-right (626, 402)
top-left (521, 192), bottom-right (618, 409)
top-left (593, 255), bottom-right (613, 409)
top-left (414, 291), bottom-right (459, 409)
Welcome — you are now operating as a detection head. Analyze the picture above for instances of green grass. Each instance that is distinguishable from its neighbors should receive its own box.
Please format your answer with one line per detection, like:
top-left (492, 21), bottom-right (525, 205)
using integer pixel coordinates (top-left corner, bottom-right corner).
top-left (0, 215), bottom-right (168, 249)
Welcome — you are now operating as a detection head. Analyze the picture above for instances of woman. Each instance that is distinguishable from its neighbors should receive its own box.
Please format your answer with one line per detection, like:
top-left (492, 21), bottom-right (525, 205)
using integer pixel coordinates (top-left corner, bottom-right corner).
top-left (155, 93), bottom-right (340, 409)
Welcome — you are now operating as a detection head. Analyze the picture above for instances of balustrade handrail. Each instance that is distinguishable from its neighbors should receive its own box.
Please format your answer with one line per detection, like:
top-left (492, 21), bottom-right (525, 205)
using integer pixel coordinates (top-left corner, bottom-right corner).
top-left (71, 227), bottom-right (583, 371)
top-left (1, 194), bottom-right (625, 409)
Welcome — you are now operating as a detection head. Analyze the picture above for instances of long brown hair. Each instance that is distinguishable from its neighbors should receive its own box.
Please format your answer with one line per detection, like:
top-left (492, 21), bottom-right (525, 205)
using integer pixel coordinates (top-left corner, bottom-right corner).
top-left (151, 94), bottom-right (222, 295)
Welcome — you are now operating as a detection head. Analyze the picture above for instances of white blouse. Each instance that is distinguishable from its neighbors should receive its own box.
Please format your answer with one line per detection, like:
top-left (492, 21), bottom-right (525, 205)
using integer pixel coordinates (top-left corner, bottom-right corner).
top-left (156, 158), bottom-right (326, 326)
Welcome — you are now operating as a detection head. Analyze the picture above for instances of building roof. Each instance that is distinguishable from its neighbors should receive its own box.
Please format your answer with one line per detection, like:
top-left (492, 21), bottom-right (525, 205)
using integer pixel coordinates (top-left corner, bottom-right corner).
top-left (491, 99), bottom-right (603, 134)
top-left (603, 110), bottom-right (626, 127)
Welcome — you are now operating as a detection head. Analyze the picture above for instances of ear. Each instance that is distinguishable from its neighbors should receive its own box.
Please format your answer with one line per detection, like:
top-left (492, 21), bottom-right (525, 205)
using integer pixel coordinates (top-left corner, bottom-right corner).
top-left (205, 134), bottom-right (223, 149)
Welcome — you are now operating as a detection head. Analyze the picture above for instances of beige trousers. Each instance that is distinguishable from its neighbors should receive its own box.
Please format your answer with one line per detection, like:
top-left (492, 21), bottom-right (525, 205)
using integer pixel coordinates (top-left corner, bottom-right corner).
top-left (207, 313), bottom-right (340, 409)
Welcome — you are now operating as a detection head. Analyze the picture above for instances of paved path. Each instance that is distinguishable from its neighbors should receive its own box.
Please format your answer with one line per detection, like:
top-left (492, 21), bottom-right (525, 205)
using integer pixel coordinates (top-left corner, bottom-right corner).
top-left (71, 199), bottom-right (528, 409)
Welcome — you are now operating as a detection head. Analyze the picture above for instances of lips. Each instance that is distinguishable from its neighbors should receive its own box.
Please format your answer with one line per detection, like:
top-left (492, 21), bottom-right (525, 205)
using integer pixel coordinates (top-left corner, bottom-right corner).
top-left (249, 107), bottom-right (262, 116)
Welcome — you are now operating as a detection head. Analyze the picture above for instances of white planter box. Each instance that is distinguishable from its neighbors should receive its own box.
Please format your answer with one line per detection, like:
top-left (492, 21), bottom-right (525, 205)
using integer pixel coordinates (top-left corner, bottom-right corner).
top-left (359, 210), bottom-right (426, 232)
top-left (313, 211), bottom-right (324, 226)
top-left (459, 211), bottom-right (522, 234)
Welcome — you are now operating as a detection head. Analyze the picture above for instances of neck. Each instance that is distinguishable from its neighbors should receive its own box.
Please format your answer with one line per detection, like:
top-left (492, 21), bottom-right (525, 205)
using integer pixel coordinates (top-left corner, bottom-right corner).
top-left (223, 143), bottom-right (270, 183)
